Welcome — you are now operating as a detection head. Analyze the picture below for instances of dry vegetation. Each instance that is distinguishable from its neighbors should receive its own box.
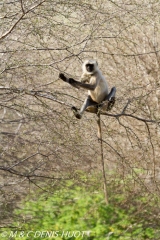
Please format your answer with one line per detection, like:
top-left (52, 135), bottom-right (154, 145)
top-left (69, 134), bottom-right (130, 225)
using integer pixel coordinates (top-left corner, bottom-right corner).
top-left (0, 0), bottom-right (160, 226)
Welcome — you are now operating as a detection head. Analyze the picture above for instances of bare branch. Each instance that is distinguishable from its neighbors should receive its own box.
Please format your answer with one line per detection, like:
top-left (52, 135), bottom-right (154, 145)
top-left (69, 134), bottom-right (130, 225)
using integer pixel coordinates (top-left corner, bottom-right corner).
top-left (0, 13), bottom-right (25, 40)
top-left (0, 0), bottom-right (46, 40)
top-left (19, 0), bottom-right (25, 14)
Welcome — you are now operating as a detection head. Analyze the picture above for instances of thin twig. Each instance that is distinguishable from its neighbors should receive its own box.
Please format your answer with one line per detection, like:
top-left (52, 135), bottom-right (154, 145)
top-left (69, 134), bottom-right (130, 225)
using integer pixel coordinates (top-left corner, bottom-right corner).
top-left (97, 112), bottom-right (109, 205)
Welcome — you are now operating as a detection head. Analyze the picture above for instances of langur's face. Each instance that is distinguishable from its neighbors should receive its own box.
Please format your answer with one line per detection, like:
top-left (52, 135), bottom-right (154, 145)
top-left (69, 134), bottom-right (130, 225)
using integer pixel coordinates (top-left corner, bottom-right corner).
top-left (86, 63), bottom-right (94, 73)
top-left (82, 60), bottom-right (98, 75)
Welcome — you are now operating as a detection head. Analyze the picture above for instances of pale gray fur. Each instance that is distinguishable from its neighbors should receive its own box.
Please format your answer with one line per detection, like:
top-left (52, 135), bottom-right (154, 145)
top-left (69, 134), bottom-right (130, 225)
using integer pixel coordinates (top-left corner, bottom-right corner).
top-left (80, 60), bottom-right (109, 104)
top-left (59, 59), bottom-right (110, 119)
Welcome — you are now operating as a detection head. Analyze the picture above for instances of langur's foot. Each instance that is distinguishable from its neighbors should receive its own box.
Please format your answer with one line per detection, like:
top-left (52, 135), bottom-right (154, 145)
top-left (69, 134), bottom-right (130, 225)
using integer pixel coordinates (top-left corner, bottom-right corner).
top-left (107, 97), bottom-right (116, 111)
top-left (71, 106), bottom-right (82, 119)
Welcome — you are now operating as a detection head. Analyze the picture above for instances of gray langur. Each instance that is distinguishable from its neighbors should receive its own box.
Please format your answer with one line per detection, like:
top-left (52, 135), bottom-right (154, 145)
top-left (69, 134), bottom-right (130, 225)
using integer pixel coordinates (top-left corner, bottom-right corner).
top-left (59, 60), bottom-right (116, 119)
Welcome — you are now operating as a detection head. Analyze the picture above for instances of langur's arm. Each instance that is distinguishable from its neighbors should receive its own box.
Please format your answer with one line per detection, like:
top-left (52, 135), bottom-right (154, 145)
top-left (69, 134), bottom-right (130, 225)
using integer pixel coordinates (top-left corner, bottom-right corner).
top-left (59, 73), bottom-right (97, 91)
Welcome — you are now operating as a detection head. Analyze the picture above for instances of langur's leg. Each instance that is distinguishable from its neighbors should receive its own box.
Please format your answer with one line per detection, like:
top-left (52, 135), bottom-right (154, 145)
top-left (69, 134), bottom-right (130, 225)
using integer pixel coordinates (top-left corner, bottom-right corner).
top-left (72, 95), bottom-right (97, 119)
top-left (105, 87), bottom-right (116, 101)
top-left (104, 87), bottom-right (116, 111)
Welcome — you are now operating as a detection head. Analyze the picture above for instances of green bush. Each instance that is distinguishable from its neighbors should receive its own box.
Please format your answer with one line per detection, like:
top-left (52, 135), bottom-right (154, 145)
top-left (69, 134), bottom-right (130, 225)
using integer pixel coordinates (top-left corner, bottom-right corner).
top-left (2, 182), bottom-right (159, 240)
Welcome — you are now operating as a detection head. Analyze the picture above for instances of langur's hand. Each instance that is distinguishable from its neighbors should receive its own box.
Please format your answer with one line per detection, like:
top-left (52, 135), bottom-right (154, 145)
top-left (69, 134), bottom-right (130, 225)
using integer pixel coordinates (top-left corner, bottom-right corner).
top-left (59, 74), bottom-right (77, 85)
top-left (68, 78), bottom-right (76, 84)
top-left (59, 73), bottom-right (67, 82)
top-left (59, 73), bottom-right (80, 89)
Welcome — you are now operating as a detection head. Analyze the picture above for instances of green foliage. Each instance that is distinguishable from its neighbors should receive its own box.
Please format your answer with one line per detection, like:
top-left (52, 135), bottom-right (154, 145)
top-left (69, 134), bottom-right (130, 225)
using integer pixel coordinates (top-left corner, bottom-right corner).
top-left (2, 182), bottom-right (159, 240)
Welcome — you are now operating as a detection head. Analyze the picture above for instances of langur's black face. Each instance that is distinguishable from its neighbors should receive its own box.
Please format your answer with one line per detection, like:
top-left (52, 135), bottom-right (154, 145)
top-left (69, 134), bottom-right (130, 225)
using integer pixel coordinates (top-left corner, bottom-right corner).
top-left (86, 63), bottom-right (94, 73)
